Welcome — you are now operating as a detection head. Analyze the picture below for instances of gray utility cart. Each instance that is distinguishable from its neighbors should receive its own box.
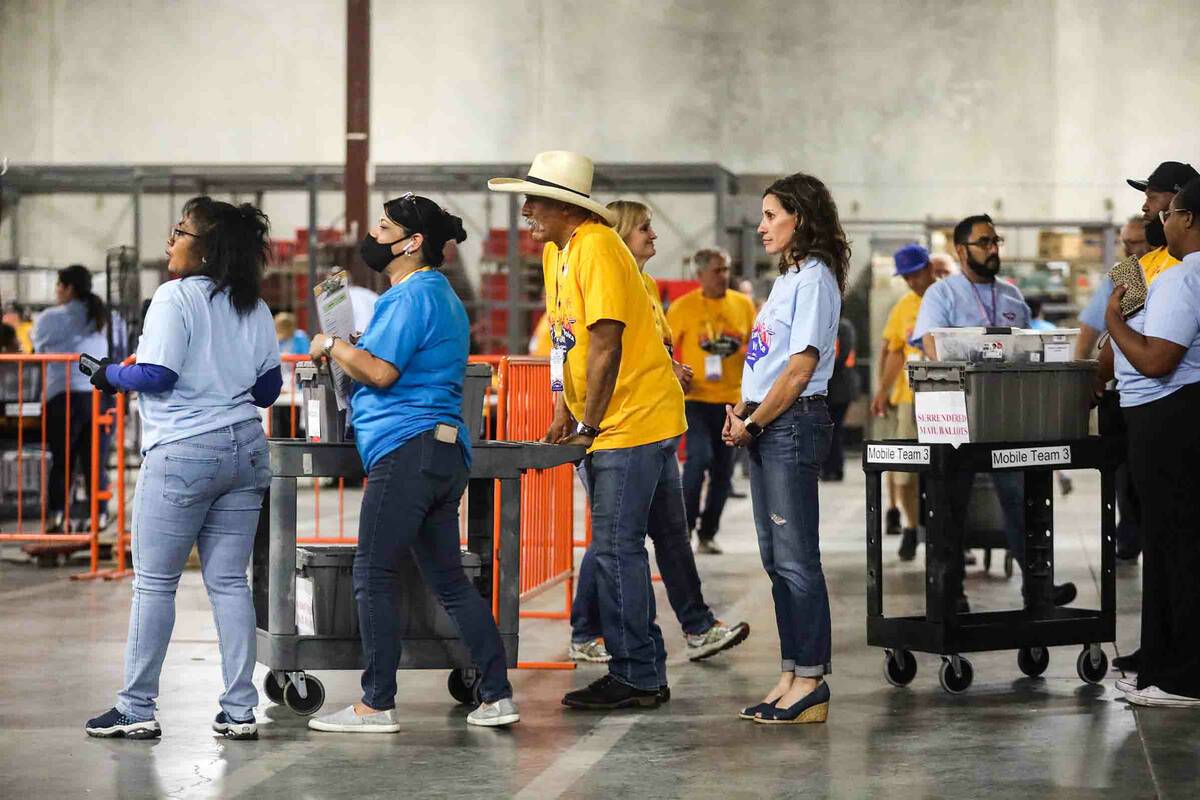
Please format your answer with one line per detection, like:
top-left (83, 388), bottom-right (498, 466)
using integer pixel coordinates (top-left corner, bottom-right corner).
top-left (251, 363), bottom-right (583, 714)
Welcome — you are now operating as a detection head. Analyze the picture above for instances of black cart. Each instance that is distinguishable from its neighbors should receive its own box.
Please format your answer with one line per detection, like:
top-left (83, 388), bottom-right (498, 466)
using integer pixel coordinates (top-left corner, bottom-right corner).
top-left (252, 438), bottom-right (583, 714)
top-left (862, 437), bottom-right (1121, 693)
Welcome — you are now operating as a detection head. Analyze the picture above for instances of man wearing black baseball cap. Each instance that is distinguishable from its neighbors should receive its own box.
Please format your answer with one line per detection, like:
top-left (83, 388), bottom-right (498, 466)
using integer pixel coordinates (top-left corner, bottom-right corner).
top-left (1127, 161), bottom-right (1200, 283)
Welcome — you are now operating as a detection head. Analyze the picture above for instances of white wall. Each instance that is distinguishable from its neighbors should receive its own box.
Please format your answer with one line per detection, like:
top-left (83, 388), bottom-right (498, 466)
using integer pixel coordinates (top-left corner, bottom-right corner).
top-left (3, 0), bottom-right (1199, 281)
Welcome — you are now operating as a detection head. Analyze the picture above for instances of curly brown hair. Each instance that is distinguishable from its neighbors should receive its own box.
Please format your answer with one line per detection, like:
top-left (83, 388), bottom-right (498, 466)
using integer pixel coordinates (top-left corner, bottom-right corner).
top-left (764, 173), bottom-right (851, 294)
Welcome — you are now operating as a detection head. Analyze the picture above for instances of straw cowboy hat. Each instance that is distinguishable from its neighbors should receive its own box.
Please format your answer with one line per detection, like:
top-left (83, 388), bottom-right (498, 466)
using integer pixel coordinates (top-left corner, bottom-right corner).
top-left (488, 151), bottom-right (617, 225)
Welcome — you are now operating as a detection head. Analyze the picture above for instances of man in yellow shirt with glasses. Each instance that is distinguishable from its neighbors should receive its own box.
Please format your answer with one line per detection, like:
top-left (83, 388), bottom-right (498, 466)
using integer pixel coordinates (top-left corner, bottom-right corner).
top-left (666, 248), bottom-right (756, 555)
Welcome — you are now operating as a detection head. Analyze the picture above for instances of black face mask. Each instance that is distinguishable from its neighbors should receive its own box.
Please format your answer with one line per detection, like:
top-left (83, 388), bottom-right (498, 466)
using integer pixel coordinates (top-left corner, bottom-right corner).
top-left (966, 252), bottom-right (1001, 280)
top-left (359, 235), bottom-right (406, 273)
top-left (1144, 216), bottom-right (1167, 249)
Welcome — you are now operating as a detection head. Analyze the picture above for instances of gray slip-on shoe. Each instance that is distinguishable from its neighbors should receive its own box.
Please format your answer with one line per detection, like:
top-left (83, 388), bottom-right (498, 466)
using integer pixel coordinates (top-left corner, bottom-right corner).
top-left (467, 697), bottom-right (520, 727)
top-left (307, 705), bottom-right (400, 733)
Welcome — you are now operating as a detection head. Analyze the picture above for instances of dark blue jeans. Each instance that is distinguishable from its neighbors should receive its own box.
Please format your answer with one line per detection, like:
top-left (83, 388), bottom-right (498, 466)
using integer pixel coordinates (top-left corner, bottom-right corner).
top-left (572, 436), bottom-right (715, 646)
top-left (576, 437), bottom-right (677, 691)
top-left (682, 401), bottom-right (736, 542)
top-left (748, 402), bottom-right (834, 676)
top-left (354, 431), bottom-right (512, 708)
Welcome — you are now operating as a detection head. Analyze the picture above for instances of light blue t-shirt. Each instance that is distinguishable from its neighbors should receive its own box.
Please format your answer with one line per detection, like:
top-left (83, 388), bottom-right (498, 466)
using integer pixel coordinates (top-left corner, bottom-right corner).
top-left (1079, 275), bottom-right (1111, 332)
top-left (136, 277), bottom-right (279, 453)
top-left (351, 270), bottom-right (472, 472)
top-left (1113, 252), bottom-right (1200, 408)
top-left (742, 257), bottom-right (841, 403)
top-left (911, 272), bottom-right (1031, 346)
top-left (31, 300), bottom-right (105, 399)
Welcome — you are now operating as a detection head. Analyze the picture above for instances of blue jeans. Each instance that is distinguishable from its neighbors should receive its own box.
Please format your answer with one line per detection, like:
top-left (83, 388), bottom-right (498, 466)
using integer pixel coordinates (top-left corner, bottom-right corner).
top-left (117, 420), bottom-right (270, 721)
top-left (578, 437), bottom-right (675, 691)
top-left (572, 436), bottom-right (714, 646)
top-left (355, 432), bottom-right (512, 708)
top-left (682, 401), bottom-right (736, 542)
top-left (748, 402), bottom-right (834, 677)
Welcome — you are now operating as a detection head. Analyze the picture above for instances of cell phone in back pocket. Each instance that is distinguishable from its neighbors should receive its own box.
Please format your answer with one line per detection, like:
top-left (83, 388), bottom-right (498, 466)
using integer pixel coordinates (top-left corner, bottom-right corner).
top-left (78, 353), bottom-right (103, 376)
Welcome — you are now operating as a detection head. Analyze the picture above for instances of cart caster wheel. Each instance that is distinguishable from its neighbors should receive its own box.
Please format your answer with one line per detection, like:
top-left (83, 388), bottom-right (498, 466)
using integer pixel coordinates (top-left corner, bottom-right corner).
top-left (1004, 553), bottom-right (1014, 578)
top-left (1076, 646), bottom-right (1108, 685)
top-left (283, 674), bottom-right (325, 715)
top-left (883, 649), bottom-right (918, 687)
top-left (447, 668), bottom-right (482, 706)
top-left (263, 673), bottom-right (286, 705)
top-left (35, 553), bottom-right (59, 568)
top-left (1017, 646), bottom-right (1050, 678)
top-left (938, 657), bottom-right (974, 694)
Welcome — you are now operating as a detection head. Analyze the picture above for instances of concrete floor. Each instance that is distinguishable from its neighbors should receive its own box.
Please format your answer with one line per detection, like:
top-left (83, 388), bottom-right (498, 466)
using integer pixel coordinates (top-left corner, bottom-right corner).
top-left (1, 455), bottom-right (1196, 799)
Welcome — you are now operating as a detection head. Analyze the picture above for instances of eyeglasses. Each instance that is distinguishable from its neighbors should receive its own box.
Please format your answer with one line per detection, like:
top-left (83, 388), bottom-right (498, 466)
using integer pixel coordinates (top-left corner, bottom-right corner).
top-left (169, 227), bottom-right (197, 241)
top-left (964, 236), bottom-right (1005, 250)
top-left (1159, 208), bottom-right (1193, 225)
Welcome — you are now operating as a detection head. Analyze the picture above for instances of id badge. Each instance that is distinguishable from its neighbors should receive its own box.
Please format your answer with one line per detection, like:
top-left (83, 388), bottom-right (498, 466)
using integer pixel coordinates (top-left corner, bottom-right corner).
top-left (704, 353), bottom-right (723, 382)
top-left (550, 347), bottom-right (565, 392)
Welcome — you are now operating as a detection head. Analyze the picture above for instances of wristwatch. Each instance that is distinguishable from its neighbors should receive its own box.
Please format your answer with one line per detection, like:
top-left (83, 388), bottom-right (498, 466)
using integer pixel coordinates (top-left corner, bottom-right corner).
top-left (744, 419), bottom-right (765, 439)
top-left (321, 335), bottom-right (339, 357)
top-left (574, 421), bottom-right (601, 439)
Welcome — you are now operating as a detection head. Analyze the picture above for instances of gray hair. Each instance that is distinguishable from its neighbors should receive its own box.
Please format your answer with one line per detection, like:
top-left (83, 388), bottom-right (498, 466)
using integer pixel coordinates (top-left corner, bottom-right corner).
top-left (693, 247), bottom-right (731, 273)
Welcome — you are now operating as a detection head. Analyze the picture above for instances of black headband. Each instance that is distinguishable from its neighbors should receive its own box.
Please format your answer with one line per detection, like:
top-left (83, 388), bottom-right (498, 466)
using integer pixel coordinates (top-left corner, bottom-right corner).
top-left (525, 175), bottom-right (590, 199)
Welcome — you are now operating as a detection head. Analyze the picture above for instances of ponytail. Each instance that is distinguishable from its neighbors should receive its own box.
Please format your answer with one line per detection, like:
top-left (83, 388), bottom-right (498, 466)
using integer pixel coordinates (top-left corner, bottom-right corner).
top-left (57, 265), bottom-right (106, 333)
top-left (180, 196), bottom-right (270, 316)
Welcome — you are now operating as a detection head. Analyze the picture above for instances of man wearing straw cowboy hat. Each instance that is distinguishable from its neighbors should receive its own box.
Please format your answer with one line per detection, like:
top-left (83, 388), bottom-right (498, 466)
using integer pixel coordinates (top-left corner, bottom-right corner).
top-left (490, 151), bottom-right (688, 709)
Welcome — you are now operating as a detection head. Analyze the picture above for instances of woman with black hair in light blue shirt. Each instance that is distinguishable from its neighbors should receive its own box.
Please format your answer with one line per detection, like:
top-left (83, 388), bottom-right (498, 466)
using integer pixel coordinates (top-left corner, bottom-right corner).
top-left (84, 197), bottom-right (282, 741)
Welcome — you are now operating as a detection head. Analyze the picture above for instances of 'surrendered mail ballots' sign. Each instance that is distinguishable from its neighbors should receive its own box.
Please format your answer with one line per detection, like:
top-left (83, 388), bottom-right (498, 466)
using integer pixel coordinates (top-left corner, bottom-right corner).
top-left (866, 444), bottom-right (931, 465)
top-left (915, 391), bottom-right (970, 448)
top-left (991, 445), bottom-right (1071, 469)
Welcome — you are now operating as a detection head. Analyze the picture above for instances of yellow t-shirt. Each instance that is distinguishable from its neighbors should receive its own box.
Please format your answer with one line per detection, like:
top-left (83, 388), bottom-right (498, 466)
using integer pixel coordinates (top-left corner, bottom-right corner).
top-left (529, 311), bottom-right (553, 356)
top-left (666, 287), bottom-right (757, 405)
top-left (543, 222), bottom-right (686, 451)
top-left (1141, 246), bottom-right (1179, 285)
top-left (881, 290), bottom-right (923, 406)
top-left (641, 272), bottom-right (671, 344)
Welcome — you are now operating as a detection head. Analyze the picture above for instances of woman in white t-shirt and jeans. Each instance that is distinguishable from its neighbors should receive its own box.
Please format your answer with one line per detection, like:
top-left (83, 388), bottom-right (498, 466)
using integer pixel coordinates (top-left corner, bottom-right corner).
top-left (84, 197), bottom-right (282, 741)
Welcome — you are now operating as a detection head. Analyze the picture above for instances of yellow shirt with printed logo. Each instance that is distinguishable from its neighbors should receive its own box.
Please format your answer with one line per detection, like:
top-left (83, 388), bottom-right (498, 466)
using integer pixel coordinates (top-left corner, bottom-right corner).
top-left (1141, 246), bottom-right (1179, 285)
top-left (543, 222), bottom-right (686, 451)
top-left (881, 290), bottom-right (923, 406)
top-left (666, 287), bottom-right (757, 405)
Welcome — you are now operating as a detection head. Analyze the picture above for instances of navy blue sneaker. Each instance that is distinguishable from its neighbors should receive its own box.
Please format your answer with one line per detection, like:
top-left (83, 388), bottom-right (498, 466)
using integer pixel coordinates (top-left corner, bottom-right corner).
top-left (212, 711), bottom-right (258, 740)
top-left (85, 707), bottom-right (161, 739)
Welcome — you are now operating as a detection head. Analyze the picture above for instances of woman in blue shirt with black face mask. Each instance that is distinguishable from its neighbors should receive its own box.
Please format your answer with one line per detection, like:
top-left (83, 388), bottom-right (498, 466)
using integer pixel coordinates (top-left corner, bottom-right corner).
top-left (85, 197), bottom-right (282, 741)
top-left (306, 194), bottom-right (519, 733)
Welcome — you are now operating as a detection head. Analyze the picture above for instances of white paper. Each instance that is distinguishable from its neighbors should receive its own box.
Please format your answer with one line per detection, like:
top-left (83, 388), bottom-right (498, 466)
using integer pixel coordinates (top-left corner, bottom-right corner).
top-left (914, 391), bottom-right (971, 448)
top-left (991, 445), bottom-right (1071, 469)
top-left (866, 443), bottom-right (931, 465)
top-left (306, 399), bottom-right (323, 442)
top-left (1044, 342), bottom-right (1071, 363)
top-left (704, 354), bottom-right (723, 381)
top-left (295, 576), bottom-right (315, 636)
top-left (313, 270), bottom-right (356, 411)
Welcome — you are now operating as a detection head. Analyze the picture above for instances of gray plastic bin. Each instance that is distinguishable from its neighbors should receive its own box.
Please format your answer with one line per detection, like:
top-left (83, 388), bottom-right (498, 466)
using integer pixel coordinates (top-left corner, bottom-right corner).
top-left (907, 361), bottom-right (1095, 443)
top-left (295, 544), bottom-right (483, 639)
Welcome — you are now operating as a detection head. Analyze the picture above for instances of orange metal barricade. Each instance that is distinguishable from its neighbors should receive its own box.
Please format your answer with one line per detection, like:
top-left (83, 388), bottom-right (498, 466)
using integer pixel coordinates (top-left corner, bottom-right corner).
top-left (0, 354), bottom-right (110, 577)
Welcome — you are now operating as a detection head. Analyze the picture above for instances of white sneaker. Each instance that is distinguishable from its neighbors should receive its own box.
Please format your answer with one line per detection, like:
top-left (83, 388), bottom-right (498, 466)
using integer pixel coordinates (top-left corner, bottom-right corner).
top-left (307, 705), bottom-right (400, 733)
top-left (1124, 685), bottom-right (1200, 708)
top-left (569, 638), bottom-right (612, 663)
top-left (467, 697), bottom-right (520, 727)
top-left (686, 620), bottom-right (751, 661)
top-left (1115, 677), bottom-right (1137, 694)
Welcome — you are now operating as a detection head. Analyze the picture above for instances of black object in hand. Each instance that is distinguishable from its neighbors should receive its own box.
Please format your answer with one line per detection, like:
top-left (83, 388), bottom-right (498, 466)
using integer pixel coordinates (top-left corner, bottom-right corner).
top-left (81, 356), bottom-right (117, 394)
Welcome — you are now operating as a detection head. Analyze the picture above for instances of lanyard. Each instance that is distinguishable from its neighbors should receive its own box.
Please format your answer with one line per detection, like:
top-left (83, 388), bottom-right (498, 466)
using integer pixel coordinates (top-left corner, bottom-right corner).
top-left (971, 282), bottom-right (998, 326)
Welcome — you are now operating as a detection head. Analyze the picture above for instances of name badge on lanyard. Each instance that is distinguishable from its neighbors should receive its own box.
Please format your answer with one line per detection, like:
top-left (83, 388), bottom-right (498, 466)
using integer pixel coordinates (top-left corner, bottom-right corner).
top-left (550, 347), bottom-right (565, 392)
top-left (704, 353), bottom-right (723, 382)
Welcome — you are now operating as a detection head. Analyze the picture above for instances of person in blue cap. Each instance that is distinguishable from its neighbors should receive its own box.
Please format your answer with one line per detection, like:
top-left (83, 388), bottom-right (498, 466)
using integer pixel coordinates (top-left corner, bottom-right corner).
top-left (910, 214), bottom-right (1076, 612)
top-left (869, 244), bottom-right (936, 560)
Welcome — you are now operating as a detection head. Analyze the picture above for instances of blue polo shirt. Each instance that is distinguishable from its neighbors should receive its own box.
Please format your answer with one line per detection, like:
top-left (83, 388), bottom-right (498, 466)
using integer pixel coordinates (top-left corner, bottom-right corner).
top-left (1114, 252), bottom-right (1200, 407)
top-left (911, 272), bottom-right (1031, 345)
top-left (742, 257), bottom-right (841, 403)
top-left (350, 269), bottom-right (471, 471)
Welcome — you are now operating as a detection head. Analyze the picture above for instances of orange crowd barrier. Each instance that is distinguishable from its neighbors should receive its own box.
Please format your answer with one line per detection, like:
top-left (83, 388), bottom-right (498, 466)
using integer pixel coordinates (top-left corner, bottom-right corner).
top-left (0, 354), bottom-right (116, 578)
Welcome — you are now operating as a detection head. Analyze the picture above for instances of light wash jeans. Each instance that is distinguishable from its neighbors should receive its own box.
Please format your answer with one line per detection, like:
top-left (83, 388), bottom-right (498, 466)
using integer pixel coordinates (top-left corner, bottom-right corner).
top-left (116, 420), bottom-right (270, 721)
